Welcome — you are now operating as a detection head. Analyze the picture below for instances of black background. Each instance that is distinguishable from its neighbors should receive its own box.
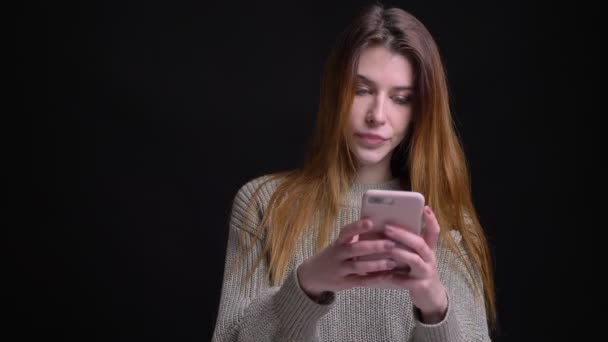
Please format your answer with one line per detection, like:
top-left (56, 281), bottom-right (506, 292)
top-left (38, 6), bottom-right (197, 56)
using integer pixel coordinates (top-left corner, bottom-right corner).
top-left (20, 0), bottom-right (599, 341)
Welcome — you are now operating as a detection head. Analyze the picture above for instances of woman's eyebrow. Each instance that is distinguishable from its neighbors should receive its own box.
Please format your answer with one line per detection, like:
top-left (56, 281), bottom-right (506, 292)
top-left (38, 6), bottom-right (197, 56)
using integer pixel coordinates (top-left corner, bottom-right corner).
top-left (356, 74), bottom-right (413, 91)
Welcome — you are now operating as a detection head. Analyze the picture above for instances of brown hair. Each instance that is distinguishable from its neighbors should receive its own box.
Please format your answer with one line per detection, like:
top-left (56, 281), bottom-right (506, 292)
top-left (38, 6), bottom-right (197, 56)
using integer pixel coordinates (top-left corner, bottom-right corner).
top-left (240, 3), bottom-right (496, 329)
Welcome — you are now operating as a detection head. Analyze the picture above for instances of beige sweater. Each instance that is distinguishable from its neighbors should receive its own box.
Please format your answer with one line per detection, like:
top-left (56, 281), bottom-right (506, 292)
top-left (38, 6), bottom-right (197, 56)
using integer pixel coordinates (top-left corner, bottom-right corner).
top-left (212, 175), bottom-right (491, 341)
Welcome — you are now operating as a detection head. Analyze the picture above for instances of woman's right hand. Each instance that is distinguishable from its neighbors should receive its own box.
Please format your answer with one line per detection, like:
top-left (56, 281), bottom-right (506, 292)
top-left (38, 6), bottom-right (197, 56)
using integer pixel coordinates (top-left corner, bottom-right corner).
top-left (296, 218), bottom-right (398, 299)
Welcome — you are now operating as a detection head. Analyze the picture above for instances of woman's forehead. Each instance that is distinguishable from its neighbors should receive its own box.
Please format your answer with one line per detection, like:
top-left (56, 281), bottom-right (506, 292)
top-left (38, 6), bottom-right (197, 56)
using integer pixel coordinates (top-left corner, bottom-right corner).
top-left (356, 46), bottom-right (413, 88)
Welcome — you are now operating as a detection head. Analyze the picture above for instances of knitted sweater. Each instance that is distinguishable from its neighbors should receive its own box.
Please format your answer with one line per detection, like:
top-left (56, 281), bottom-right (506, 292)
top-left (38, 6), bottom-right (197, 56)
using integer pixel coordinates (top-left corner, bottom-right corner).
top-left (212, 175), bottom-right (491, 341)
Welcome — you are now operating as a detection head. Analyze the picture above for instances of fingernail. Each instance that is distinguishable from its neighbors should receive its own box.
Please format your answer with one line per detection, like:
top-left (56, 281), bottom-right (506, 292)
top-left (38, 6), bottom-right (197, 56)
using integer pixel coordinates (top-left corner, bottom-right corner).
top-left (363, 220), bottom-right (372, 229)
top-left (425, 206), bottom-right (432, 215)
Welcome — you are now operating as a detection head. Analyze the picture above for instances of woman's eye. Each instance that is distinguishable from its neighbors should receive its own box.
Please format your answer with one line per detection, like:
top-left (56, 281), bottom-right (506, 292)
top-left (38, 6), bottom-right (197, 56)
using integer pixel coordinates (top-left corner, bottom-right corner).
top-left (393, 96), bottom-right (412, 105)
top-left (355, 87), bottom-right (369, 95)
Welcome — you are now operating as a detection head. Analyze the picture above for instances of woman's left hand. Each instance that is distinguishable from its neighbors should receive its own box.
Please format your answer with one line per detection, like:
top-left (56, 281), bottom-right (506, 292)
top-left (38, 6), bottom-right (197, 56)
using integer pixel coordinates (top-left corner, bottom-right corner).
top-left (370, 205), bottom-right (448, 323)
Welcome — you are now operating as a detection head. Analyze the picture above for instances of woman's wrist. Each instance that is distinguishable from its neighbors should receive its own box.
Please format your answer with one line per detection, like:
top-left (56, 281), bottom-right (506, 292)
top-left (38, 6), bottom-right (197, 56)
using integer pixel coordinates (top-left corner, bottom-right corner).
top-left (418, 284), bottom-right (448, 324)
top-left (296, 262), bottom-right (324, 299)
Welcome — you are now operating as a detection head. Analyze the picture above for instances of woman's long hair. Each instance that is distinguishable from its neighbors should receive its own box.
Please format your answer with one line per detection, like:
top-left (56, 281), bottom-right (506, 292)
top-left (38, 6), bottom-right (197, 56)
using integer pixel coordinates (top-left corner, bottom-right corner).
top-left (240, 4), bottom-right (496, 329)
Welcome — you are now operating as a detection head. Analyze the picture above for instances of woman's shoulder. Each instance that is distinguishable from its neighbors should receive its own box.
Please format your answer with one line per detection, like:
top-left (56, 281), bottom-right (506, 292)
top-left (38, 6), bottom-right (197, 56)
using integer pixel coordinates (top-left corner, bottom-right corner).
top-left (232, 173), bottom-right (288, 213)
top-left (237, 174), bottom-right (284, 198)
top-left (228, 173), bottom-right (287, 234)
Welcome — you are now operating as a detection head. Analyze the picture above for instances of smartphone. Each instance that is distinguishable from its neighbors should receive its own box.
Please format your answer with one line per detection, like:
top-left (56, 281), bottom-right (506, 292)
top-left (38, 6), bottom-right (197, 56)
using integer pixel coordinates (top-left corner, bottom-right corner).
top-left (360, 189), bottom-right (425, 236)
top-left (355, 189), bottom-right (425, 266)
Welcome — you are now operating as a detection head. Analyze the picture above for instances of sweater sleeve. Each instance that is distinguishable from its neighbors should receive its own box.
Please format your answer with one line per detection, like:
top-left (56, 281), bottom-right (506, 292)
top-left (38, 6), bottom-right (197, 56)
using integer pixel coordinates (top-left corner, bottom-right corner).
top-left (411, 230), bottom-right (492, 342)
top-left (211, 179), bottom-right (335, 342)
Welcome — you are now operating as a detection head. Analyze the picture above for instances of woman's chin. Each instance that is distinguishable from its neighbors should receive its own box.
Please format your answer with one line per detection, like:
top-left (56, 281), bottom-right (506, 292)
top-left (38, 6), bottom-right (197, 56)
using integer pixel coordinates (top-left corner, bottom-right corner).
top-left (353, 150), bottom-right (389, 167)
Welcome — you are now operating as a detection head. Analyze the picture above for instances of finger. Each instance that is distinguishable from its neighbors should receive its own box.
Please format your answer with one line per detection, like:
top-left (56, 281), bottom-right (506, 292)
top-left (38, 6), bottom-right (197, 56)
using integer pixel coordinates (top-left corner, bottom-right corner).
top-left (344, 270), bottom-right (394, 287)
top-left (384, 225), bottom-right (435, 263)
top-left (338, 239), bottom-right (396, 260)
top-left (340, 258), bottom-right (397, 276)
top-left (337, 219), bottom-right (373, 245)
top-left (388, 248), bottom-right (429, 277)
top-left (422, 206), bottom-right (440, 250)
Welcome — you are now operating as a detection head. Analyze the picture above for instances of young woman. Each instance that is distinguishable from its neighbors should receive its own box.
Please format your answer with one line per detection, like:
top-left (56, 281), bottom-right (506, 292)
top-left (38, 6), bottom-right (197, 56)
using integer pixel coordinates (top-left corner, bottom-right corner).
top-left (212, 4), bottom-right (495, 341)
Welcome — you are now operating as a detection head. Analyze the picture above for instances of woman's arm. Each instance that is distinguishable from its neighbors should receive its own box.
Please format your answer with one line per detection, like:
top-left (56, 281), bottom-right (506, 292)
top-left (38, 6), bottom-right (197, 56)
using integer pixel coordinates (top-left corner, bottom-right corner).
top-left (411, 229), bottom-right (491, 342)
top-left (211, 179), bottom-right (334, 342)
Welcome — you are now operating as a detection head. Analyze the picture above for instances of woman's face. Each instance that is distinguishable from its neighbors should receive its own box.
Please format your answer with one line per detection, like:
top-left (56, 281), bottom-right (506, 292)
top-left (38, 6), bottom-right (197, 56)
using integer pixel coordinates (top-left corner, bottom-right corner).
top-left (346, 45), bottom-right (414, 169)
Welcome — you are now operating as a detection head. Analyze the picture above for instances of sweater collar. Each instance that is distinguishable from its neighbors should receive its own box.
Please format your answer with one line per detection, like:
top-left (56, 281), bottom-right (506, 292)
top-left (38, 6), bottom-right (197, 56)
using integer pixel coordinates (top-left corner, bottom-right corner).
top-left (342, 178), bottom-right (405, 207)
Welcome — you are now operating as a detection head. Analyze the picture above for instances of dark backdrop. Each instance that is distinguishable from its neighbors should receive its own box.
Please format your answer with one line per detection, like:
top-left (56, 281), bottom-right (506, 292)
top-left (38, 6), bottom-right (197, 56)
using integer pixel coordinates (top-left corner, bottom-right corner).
top-left (20, 0), bottom-right (598, 341)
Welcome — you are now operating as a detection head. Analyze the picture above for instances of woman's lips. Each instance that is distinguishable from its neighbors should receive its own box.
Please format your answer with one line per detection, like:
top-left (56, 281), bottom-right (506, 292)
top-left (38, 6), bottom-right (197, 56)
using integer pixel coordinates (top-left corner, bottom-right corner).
top-left (356, 133), bottom-right (388, 147)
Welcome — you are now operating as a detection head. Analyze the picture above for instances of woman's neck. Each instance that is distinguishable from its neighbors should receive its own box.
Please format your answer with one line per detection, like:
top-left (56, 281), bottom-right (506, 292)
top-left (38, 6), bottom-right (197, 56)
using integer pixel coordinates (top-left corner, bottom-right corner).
top-left (355, 160), bottom-right (393, 184)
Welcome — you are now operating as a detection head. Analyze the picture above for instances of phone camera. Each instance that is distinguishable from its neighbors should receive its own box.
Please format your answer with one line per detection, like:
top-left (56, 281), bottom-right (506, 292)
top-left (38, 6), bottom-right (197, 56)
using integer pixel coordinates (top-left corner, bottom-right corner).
top-left (368, 197), bottom-right (394, 205)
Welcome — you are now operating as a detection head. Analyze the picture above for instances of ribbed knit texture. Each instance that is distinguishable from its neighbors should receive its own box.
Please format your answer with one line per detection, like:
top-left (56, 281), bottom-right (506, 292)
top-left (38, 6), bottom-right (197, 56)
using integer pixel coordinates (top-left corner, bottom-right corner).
top-left (212, 175), bottom-right (491, 341)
